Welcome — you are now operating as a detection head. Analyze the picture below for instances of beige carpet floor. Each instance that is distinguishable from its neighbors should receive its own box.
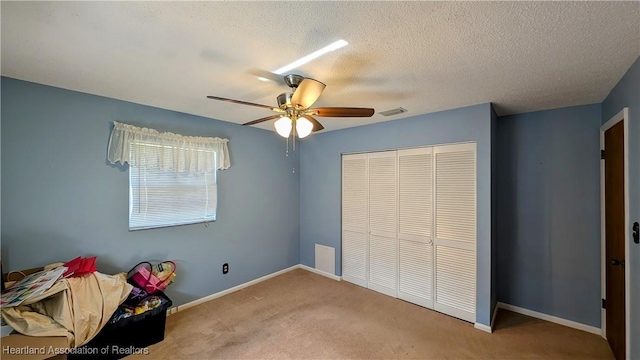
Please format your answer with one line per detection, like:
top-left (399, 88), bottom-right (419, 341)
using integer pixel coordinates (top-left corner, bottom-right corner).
top-left (129, 269), bottom-right (613, 359)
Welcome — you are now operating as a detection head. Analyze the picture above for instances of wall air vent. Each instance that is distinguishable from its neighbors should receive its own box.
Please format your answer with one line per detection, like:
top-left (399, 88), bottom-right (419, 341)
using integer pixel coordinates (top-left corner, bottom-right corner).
top-left (379, 107), bottom-right (408, 117)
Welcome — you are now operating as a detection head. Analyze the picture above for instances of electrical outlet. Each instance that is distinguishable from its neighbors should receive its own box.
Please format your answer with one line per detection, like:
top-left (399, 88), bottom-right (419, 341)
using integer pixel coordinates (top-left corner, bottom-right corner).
top-left (222, 263), bottom-right (229, 274)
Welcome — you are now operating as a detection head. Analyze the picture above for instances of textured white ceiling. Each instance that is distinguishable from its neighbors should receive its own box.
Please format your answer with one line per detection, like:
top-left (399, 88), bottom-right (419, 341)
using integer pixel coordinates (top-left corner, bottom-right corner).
top-left (2, 2), bottom-right (639, 132)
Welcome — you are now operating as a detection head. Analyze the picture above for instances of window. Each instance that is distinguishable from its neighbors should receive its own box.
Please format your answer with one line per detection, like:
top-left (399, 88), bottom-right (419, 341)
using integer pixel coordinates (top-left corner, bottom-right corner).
top-left (129, 142), bottom-right (217, 230)
top-left (107, 121), bottom-right (230, 231)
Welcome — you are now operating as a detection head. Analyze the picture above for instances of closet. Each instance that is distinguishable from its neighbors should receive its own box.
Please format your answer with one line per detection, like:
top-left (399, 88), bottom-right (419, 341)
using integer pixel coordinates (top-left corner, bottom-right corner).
top-left (341, 143), bottom-right (476, 323)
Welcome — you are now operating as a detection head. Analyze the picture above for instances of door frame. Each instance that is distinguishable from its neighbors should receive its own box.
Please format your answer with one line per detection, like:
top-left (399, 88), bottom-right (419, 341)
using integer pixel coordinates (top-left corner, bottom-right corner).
top-left (600, 107), bottom-right (630, 359)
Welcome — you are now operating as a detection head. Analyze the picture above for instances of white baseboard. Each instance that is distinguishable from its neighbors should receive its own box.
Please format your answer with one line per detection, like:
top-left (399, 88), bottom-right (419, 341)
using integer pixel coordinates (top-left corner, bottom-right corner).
top-left (168, 264), bottom-right (300, 315)
top-left (168, 264), bottom-right (341, 316)
top-left (473, 302), bottom-right (499, 333)
top-left (474, 322), bottom-right (492, 333)
top-left (299, 264), bottom-right (341, 281)
top-left (497, 302), bottom-right (601, 335)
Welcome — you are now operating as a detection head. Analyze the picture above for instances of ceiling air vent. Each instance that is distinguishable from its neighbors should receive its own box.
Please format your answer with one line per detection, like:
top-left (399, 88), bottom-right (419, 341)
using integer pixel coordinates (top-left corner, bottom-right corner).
top-left (379, 107), bottom-right (408, 117)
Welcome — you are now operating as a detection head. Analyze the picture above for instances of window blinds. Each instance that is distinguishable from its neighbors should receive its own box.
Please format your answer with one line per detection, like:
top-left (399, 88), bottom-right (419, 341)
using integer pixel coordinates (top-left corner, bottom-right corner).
top-left (129, 142), bottom-right (217, 230)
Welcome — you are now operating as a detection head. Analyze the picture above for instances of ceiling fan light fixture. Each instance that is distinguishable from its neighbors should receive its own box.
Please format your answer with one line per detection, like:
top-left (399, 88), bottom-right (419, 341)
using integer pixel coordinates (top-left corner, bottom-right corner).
top-left (274, 117), bottom-right (292, 138)
top-left (295, 117), bottom-right (313, 138)
top-left (209, 72), bottom-right (375, 141)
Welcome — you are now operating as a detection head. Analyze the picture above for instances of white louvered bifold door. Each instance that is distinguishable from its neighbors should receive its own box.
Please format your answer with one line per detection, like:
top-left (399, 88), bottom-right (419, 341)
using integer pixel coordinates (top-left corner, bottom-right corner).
top-left (342, 154), bottom-right (368, 287)
top-left (433, 143), bottom-right (477, 323)
top-left (397, 148), bottom-right (434, 308)
top-left (367, 151), bottom-right (398, 297)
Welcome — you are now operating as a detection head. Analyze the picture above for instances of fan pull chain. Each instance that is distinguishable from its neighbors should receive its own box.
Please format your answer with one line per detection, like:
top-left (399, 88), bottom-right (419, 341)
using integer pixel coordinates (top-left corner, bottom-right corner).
top-left (285, 136), bottom-right (289, 157)
top-left (292, 125), bottom-right (296, 173)
top-left (292, 123), bottom-right (296, 152)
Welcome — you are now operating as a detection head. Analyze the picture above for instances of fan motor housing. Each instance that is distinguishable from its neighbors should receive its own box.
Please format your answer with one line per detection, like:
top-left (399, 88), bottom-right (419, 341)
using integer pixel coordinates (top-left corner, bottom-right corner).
top-left (277, 92), bottom-right (294, 108)
top-left (283, 74), bottom-right (304, 88)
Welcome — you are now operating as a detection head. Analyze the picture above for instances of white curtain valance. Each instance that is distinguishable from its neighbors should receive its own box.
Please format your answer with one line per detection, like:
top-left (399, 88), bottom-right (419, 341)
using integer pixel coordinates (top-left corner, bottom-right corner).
top-left (107, 121), bottom-right (230, 172)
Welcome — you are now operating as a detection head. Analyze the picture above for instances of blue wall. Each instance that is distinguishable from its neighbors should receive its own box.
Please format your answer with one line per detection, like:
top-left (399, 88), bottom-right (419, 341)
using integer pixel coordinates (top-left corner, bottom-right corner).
top-left (299, 103), bottom-right (494, 325)
top-left (497, 104), bottom-right (602, 327)
top-left (601, 56), bottom-right (640, 359)
top-left (490, 105), bottom-right (498, 322)
top-left (0, 77), bottom-right (300, 306)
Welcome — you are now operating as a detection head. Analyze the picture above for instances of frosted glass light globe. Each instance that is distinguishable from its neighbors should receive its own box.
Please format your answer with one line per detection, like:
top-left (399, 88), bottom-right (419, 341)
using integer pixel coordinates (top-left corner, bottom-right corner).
top-left (274, 117), bottom-right (292, 138)
top-left (296, 117), bottom-right (313, 138)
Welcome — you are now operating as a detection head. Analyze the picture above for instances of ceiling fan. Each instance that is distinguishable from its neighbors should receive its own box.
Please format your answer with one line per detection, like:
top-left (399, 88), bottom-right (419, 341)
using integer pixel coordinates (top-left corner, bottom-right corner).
top-left (207, 74), bottom-right (375, 138)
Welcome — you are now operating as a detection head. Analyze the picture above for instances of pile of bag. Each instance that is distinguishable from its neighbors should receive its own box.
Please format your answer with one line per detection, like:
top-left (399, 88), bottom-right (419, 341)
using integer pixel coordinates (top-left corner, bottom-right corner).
top-left (128, 261), bottom-right (176, 294)
top-left (108, 261), bottom-right (177, 324)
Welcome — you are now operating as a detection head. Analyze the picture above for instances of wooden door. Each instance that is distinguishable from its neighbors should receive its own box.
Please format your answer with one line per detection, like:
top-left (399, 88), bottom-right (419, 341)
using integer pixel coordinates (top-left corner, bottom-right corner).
top-left (604, 120), bottom-right (625, 360)
top-left (433, 143), bottom-right (477, 323)
top-left (368, 151), bottom-right (398, 297)
top-left (397, 147), bottom-right (434, 308)
top-left (342, 154), bottom-right (368, 288)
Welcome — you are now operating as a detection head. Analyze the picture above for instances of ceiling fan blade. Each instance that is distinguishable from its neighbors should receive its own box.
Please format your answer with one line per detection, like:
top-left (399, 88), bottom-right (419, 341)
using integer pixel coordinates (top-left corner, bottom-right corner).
top-left (302, 115), bottom-right (324, 132)
top-left (310, 107), bottom-right (375, 117)
top-left (246, 68), bottom-right (286, 85)
top-left (207, 96), bottom-right (276, 110)
top-left (291, 78), bottom-right (326, 109)
top-left (242, 114), bottom-right (282, 126)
